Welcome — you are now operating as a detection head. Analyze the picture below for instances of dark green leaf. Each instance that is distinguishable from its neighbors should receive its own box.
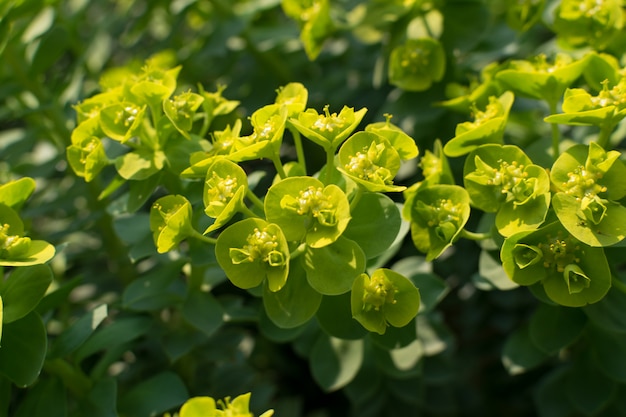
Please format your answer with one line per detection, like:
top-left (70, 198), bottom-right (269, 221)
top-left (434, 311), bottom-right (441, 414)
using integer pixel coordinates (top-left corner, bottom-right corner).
top-left (13, 377), bottom-right (66, 417)
top-left (303, 236), bottom-right (365, 295)
top-left (529, 304), bottom-right (586, 355)
top-left (263, 260), bottom-right (321, 329)
top-left (118, 372), bottom-right (188, 417)
top-left (75, 378), bottom-right (118, 417)
top-left (566, 355), bottom-right (617, 416)
top-left (0, 264), bottom-right (52, 323)
top-left (48, 304), bottom-right (108, 358)
top-left (343, 192), bottom-right (401, 258)
top-left (584, 284), bottom-right (626, 333)
top-left (502, 324), bottom-right (548, 375)
top-left (74, 316), bottom-right (153, 363)
top-left (182, 289), bottom-right (223, 336)
top-left (316, 292), bottom-right (367, 340)
top-left (589, 325), bottom-right (626, 383)
top-left (122, 261), bottom-right (185, 311)
top-left (0, 312), bottom-right (47, 387)
top-left (310, 333), bottom-right (363, 392)
top-left (533, 367), bottom-right (577, 417)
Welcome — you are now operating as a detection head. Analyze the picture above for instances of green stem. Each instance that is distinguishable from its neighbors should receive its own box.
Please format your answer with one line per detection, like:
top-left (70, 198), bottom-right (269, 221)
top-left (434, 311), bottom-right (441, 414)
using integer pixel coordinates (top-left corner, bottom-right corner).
top-left (289, 243), bottom-right (307, 260)
top-left (191, 229), bottom-right (217, 245)
top-left (548, 100), bottom-right (560, 160)
top-left (458, 228), bottom-right (492, 241)
top-left (421, 13), bottom-right (435, 38)
top-left (597, 122), bottom-right (614, 149)
top-left (240, 204), bottom-right (263, 219)
top-left (272, 155), bottom-right (288, 180)
top-left (349, 186), bottom-right (364, 211)
top-left (199, 113), bottom-right (214, 138)
top-left (44, 359), bottom-right (92, 398)
top-left (289, 125), bottom-right (307, 173)
top-left (246, 189), bottom-right (265, 211)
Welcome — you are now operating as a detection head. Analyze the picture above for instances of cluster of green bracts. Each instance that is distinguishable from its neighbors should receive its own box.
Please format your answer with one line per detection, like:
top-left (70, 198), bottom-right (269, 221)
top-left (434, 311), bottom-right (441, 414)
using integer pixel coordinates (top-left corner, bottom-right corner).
top-left (409, 49), bottom-right (626, 307)
top-left (162, 82), bottom-right (422, 335)
top-left (69, 44), bottom-right (626, 328)
top-left (69, 57), bottom-right (423, 335)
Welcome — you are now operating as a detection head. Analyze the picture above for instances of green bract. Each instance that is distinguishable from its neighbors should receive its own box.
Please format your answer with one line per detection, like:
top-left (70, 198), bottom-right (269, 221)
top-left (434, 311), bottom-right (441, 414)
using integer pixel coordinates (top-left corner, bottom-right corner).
top-left (183, 120), bottom-right (245, 178)
top-left (114, 148), bottom-right (166, 180)
top-left (163, 90), bottom-right (204, 139)
top-left (351, 268), bottom-right (420, 335)
top-left (66, 117), bottom-right (109, 182)
top-left (0, 179), bottom-right (55, 266)
top-left (409, 184), bottom-right (471, 261)
top-left (302, 236), bottom-right (366, 295)
top-left (418, 139), bottom-right (454, 186)
top-left (275, 82), bottom-right (308, 117)
top-left (403, 139), bottom-right (454, 221)
top-left (545, 78), bottom-right (626, 127)
top-left (0, 177), bottom-right (36, 210)
top-left (281, 0), bottom-right (334, 60)
top-left (216, 218), bottom-right (289, 292)
top-left (67, 56), bottom-right (240, 187)
top-left (203, 158), bottom-right (248, 233)
top-left (0, 206), bottom-right (55, 267)
top-left (463, 144), bottom-right (550, 236)
top-left (437, 61), bottom-right (503, 113)
top-left (444, 91), bottom-right (514, 157)
top-left (506, 0), bottom-right (546, 32)
top-left (496, 53), bottom-right (590, 105)
top-left (264, 177), bottom-right (350, 248)
top-left (364, 114), bottom-right (419, 160)
top-left (550, 142), bottom-right (626, 246)
top-left (290, 105), bottom-right (367, 151)
top-left (129, 64), bottom-right (180, 109)
top-left (177, 392), bottom-right (274, 417)
top-left (199, 84), bottom-right (241, 128)
top-left (501, 222), bottom-right (611, 307)
top-left (247, 104), bottom-right (288, 158)
top-left (553, 0), bottom-right (623, 50)
top-left (337, 131), bottom-right (405, 192)
top-left (184, 105), bottom-right (288, 171)
top-left (263, 260), bottom-right (322, 328)
top-left (388, 38), bottom-right (445, 92)
top-left (149, 195), bottom-right (195, 253)
top-left (99, 101), bottom-right (146, 143)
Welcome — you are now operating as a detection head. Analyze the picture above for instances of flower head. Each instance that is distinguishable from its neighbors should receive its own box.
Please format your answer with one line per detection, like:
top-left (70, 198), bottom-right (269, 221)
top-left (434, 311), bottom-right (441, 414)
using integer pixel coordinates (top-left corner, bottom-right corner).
top-left (216, 218), bottom-right (290, 291)
top-left (351, 268), bottom-right (421, 335)
top-left (265, 177), bottom-right (350, 248)
top-left (502, 222), bottom-right (611, 306)
top-left (290, 105), bottom-right (367, 150)
top-left (463, 144), bottom-right (551, 236)
top-left (550, 142), bottom-right (626, 246)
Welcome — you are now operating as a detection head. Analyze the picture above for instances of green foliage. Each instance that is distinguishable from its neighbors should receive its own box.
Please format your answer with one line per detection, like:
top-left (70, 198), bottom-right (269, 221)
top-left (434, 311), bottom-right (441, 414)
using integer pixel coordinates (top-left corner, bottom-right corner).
top-left (5, 0), bottom-right (626, 416)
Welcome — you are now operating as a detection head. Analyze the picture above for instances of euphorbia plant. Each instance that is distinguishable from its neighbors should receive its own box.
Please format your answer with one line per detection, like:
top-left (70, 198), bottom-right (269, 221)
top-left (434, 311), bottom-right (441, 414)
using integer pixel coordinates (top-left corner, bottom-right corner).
top-left (52, 1), bottom-right (626, 412)
top-left (70, 57), bottom-right (426, 338)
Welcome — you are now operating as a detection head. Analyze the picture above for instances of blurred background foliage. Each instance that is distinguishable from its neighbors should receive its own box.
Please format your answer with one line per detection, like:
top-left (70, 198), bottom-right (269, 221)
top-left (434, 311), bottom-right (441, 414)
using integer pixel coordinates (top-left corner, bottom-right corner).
top-left (2, 0), bottom-right (625, 416)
